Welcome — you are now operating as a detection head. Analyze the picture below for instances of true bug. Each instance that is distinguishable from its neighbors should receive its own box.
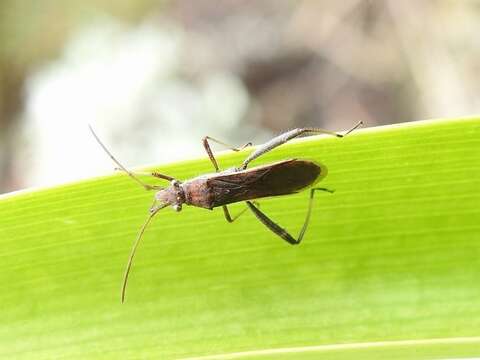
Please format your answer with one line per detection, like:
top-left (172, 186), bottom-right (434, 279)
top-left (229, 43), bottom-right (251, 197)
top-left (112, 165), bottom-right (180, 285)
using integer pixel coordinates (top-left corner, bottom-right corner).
top-left (89, 122), bottom-right (362, 302)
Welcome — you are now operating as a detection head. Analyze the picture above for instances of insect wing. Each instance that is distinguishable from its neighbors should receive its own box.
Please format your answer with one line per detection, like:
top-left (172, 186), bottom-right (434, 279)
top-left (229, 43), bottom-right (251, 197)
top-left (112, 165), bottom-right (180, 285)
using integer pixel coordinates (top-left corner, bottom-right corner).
top-left (208, 159), bottom-right (325, 206)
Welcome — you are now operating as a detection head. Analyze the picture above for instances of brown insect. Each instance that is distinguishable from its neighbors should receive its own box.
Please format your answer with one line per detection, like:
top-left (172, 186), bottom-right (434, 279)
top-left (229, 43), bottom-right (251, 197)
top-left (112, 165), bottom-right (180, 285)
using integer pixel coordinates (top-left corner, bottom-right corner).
top-left (89, 122), bottom-right (362, 302)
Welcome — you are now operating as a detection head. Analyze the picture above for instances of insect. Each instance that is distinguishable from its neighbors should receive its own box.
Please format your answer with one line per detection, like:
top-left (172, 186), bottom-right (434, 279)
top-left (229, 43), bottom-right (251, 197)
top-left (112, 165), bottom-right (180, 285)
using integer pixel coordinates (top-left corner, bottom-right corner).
top-left (89, 122), bottom-right (362, 302)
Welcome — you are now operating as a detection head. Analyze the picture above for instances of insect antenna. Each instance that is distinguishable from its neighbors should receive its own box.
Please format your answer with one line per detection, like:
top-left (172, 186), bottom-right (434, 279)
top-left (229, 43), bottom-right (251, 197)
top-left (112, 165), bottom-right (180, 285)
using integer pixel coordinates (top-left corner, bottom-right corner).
top-left (88, 125), bottom-right (157, 191)
top-left (121, 201), bottom-right (169, 303)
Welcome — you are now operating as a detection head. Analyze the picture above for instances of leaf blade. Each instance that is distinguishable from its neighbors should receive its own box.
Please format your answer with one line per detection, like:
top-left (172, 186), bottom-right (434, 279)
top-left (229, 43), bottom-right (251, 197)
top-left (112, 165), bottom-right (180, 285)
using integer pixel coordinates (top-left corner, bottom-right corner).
top-left (1, 117), bottom-right (479, 359)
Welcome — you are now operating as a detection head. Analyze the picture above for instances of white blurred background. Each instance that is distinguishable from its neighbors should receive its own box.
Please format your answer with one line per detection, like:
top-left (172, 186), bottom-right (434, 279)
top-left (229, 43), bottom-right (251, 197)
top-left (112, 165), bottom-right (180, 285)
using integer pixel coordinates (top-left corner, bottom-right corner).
top-left (1, 0), bottom-right (479, 193)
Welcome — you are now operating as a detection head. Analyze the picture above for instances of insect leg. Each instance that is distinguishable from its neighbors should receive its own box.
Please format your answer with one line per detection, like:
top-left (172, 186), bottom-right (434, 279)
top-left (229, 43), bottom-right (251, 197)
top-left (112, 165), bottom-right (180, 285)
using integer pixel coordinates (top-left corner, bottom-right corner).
top-left (89, 125), bottom-right (176, 190)
top-left (114, 168), bottom-right (176, 182)
top-left (223, 206), bottom-right (246, 223)
top-left (202, 136), bottom-right (252, 172)
top-left (241, 121), bottom-right (362, 169)
top-left (222, 201), bottom-right (260, 223)
top-left (246, 188), bottom-right (333, 245)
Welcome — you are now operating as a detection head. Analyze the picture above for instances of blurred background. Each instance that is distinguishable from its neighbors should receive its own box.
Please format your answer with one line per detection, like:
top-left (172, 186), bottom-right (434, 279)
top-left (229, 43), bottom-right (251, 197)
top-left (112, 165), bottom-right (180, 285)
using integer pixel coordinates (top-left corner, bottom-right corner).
top-left (0, 0), bottom-right (479, 194)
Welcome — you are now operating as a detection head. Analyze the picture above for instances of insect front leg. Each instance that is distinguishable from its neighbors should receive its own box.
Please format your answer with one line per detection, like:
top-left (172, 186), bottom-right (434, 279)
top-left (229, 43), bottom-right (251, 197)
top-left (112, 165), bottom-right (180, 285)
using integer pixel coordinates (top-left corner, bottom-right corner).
top-left (246, 188), bottom-right (333, 245)
top-left (114, 168), bottom-right (177, 182)
top-left (241, 122), bottom-right (362, 169)
top-left (89, 125), bottom-right (179, 191)
top-left (202, 136), bottom-right (252, 172)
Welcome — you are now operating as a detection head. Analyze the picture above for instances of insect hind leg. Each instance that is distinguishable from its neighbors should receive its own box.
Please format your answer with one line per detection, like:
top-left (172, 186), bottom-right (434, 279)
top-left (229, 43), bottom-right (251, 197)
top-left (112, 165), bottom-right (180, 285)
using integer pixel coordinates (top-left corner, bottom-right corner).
top-left (246, 187), bottom-right (333, 245)
top-left (241, 122), bottom-right (362, 169)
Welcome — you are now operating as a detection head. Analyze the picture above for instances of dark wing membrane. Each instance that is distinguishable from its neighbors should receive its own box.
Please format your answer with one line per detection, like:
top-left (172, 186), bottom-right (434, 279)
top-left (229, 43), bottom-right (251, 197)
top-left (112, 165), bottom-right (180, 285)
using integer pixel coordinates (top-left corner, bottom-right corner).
top-left (208, 159), bottom-right (325, 207)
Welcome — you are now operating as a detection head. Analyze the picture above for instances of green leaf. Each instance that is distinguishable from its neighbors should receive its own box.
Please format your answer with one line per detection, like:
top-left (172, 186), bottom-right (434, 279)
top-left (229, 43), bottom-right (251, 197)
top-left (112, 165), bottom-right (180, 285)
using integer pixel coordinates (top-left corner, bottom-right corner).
top-left (1, 117), bottom-right (480, 359)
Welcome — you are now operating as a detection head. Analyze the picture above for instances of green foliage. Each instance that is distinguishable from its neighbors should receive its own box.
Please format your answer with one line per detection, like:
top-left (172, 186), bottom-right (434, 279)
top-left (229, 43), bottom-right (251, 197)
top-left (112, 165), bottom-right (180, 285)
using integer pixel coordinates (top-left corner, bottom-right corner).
top-left (1, 118), bottom-right (479, 359)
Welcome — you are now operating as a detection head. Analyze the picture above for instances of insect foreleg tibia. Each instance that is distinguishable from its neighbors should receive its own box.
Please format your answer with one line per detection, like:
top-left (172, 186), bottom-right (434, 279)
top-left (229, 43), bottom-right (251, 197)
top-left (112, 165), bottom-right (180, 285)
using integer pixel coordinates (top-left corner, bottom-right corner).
top-left (113, 167), bottom-right (176, 182)
top-left (113, 168), bottom-right (165, 190)
top-left (203, 136), bottom-right (252, 172)
top-left (246, 187), bottom-right (333, 245)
